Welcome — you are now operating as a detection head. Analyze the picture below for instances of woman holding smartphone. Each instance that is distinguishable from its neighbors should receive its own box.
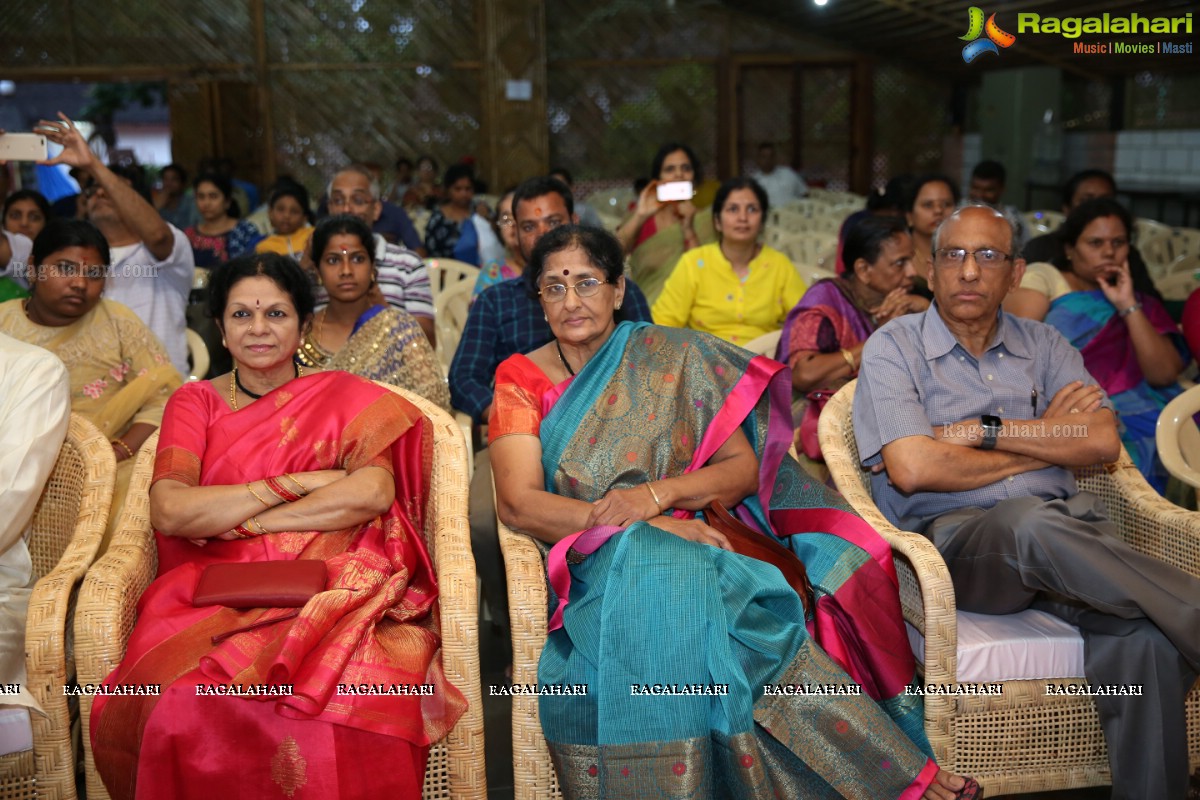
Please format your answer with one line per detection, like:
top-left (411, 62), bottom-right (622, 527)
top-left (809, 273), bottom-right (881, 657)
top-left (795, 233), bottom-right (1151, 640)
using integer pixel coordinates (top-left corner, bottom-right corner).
top-left (616, 142), bottom-right (713, 303)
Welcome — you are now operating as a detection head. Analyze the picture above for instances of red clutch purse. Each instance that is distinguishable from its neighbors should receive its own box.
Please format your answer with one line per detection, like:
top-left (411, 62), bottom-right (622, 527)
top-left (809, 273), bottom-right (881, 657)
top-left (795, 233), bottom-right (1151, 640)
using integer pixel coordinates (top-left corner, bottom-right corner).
top-left (192, 560), bottom-right (327, 608)
top-left (703, 501), bottom-right (814, 617)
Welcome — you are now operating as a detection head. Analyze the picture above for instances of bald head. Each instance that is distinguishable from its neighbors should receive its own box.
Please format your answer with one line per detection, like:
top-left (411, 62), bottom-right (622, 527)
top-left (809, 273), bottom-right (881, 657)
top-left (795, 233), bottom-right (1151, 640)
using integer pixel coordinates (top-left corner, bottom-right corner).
top-left (932, 204), bottom-right (1015, 257)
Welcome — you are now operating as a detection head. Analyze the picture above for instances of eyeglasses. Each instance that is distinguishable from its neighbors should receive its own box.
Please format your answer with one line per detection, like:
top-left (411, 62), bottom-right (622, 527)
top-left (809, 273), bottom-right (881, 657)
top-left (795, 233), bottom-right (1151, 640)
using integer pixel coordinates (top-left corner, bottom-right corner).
top-left (933, 248), bottom-right (1011, 268)
top-left (496, 213), bottom-right (515, 228)
top-left (538, 278), bottom-right (608, 302)
top-left (328, 194), bottom-right (374, 209)
top-left (81, 184), bottom-right (102, 198)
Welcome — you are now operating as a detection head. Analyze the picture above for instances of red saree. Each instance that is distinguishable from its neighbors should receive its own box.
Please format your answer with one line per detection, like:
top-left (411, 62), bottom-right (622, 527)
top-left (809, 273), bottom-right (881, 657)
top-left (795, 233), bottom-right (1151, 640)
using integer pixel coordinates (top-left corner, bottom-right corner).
top-left (91, 371), bottom-right (466, 800)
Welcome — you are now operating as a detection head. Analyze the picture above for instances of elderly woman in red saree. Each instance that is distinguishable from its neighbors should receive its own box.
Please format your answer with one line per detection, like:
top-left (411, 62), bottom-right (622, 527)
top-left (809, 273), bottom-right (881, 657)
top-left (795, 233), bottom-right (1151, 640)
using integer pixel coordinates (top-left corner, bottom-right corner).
top-left (777, 215), bottom-right (927, 476)
top-left (490, 225), bottom-right (979, 799)
top-left (90, 253), bottom-right (466, 800)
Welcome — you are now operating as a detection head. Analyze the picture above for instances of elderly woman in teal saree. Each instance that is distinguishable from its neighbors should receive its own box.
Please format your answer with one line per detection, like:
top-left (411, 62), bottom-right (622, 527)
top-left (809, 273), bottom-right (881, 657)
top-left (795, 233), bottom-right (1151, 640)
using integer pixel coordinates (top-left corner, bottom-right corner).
top-left (490, 225), bottom-right (978, 800)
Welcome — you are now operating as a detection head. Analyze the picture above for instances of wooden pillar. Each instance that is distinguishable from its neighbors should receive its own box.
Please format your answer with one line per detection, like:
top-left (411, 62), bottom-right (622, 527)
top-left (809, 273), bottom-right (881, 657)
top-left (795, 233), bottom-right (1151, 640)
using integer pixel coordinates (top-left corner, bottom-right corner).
top-left (251, 0), bottom-right (276, 189)
top-left (477, 0), bottom-right (548, 192)
top-left (849, 58), bottom-right (873, 194)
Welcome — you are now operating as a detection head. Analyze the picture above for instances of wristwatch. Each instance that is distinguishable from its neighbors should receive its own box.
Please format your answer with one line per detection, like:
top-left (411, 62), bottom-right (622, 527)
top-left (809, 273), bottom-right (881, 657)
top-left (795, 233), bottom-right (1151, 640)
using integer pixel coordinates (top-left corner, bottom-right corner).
top-left (980, 415), bottom-right (1002, 450)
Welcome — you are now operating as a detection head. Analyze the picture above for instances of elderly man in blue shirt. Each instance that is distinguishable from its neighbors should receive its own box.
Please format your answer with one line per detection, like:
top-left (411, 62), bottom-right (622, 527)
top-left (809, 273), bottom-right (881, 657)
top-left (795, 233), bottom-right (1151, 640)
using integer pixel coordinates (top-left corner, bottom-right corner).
top-left (854, 205), bottom-right (1200, 800)
top-left (451, 176), bottom-right (652, 634)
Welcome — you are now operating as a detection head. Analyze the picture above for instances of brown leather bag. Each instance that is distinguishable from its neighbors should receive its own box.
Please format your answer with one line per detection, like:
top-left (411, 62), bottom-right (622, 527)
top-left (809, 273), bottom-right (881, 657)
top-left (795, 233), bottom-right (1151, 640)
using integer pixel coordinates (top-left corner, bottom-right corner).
top-left (703, 501), bottom-right (814, 617)
top-left (192, 560), bottom-right (327, 609)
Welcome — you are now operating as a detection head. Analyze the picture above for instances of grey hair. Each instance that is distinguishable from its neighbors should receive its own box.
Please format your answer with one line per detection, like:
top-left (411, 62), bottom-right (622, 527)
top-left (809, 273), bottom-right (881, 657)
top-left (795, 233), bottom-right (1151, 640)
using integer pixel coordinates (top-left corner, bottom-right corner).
top-left (326, 164), bottom-right (381, 202)
top-left (932, 203), bottom-right (1019, 258)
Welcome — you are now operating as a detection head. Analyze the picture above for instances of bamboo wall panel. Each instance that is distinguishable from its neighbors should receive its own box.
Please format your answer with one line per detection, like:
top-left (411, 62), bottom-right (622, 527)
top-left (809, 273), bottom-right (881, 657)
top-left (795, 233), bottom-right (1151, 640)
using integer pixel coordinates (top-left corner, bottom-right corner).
top-left (264, 0), bottom-right (478, 65)
top-left (547, 63), bottom-right (718, 183)
top-left (270, 67), bottom-right (482, 191)
top-left (871, 65), bottom-right (953, 189)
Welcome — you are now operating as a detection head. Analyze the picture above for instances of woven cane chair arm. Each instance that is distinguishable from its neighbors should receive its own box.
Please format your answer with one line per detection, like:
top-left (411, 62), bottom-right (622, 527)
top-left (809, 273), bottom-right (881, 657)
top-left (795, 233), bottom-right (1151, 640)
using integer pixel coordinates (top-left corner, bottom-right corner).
top-left (1077, 455), bottom-right (1200, 578)
top-left (497, 515), bottom-right (562, 800)
top-left (818, 382), bottom-right (960, 685)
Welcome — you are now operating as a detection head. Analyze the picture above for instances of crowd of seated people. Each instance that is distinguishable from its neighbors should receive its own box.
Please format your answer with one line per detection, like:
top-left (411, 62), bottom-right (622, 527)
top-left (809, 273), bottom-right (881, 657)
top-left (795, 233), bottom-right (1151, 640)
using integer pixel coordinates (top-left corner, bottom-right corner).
top-left (3, 115), bottom-right (1200, 800)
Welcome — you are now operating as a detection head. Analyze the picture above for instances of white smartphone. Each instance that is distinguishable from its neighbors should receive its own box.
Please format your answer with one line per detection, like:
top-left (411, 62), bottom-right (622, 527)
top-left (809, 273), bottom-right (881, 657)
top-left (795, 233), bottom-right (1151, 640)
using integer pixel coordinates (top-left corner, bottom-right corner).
top-left (656, 180), bottom-right (693, 202)
top-left (0, 133), bottom-right (48, 162)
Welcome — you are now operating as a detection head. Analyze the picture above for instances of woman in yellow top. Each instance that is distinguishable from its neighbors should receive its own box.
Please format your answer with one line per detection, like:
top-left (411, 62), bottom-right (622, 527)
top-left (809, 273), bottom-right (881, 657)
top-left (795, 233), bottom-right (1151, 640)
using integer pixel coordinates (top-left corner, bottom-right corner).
top-left (254, 182), bottom-right (314, 258)
top-left (0, 219), bottom-right (182, 540)
top-left (652, 177), bottom-right (806, 346)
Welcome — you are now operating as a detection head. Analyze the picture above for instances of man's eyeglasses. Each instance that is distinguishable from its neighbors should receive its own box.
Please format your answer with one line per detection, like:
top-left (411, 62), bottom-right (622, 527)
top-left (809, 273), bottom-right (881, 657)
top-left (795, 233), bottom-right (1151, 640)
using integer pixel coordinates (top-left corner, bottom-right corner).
top-left (328, 194), bottom-right (374, 209)
top-left (933, 248), bottom-right (1011, 269)
top-left (538, 278), bottom-right (608, 302)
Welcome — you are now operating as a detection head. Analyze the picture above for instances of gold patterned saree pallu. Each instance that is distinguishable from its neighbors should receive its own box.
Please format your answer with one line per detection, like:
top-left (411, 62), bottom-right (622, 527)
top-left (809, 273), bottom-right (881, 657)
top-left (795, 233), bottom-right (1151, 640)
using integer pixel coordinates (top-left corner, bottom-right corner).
top-left (90, 372), bottom-right (465, 800)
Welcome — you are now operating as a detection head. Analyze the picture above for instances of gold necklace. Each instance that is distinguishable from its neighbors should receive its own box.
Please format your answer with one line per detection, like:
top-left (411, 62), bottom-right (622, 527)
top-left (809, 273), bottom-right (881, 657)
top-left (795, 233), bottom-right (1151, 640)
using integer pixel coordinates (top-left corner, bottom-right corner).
top-left (230, 362), bottom-right (303, 410)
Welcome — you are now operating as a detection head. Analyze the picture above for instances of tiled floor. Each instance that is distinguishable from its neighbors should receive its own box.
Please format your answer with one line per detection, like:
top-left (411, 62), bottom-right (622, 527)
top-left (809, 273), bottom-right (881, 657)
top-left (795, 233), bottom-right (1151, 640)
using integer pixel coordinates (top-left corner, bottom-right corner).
top-left (479, 618), bottom-right (515, 800)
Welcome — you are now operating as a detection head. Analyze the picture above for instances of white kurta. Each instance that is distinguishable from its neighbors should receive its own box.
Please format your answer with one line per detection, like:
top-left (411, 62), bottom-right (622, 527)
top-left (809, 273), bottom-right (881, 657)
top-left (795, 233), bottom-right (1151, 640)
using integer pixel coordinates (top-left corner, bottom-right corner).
top-left (0, 332), bottom-right (70, 752)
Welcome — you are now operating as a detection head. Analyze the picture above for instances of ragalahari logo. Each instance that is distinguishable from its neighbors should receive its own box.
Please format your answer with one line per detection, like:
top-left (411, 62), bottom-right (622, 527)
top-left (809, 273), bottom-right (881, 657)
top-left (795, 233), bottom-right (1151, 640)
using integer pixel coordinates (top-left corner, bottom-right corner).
top-left (960, 7), bottom-right (1017, 62)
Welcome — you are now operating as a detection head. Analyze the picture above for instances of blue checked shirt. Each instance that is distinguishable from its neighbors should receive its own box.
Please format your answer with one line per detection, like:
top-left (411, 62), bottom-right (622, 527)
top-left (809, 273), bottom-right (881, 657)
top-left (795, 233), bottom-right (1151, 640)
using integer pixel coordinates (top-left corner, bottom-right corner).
top-left (853, 304), bottom-right (1113, 532)
top-left (449, 276), bottom-right (652, 423)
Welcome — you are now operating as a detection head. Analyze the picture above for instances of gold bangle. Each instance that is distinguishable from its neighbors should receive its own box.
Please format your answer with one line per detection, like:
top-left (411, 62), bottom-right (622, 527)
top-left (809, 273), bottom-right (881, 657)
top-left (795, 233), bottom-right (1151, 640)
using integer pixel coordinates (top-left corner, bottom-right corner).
top-left (249, 516), bottom-right (273, 535)
top-left (247, 482), bottom-right (273, 508)
top-left (112, 438), bottom-right (134, 459)
top-left (282, 473), bottom-right (309, 496)
top-left (646, 482), bottom-right (665, 514)
top-left (261, 480), bottom-right (287, 502)
top-left (840, 348), bottom-right (857, 374)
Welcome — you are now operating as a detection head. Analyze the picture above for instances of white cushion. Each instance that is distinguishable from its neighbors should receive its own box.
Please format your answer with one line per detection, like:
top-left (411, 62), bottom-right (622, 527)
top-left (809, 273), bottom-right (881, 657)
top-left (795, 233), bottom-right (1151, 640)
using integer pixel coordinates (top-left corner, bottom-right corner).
top-left (906, 608), bottom-right (1086, 683)
top-left (0, 707), bottom-right (32, 757)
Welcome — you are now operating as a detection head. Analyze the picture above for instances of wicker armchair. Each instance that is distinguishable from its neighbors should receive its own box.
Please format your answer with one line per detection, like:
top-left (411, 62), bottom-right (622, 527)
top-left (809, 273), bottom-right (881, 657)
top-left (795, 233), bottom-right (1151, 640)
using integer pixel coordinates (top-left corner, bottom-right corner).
top-left (818, 380), bottom-right (1200, 795)
top-left (73, 387), bottom-right (485, 800)
top-left (0, 414), bottom-right (115, 800)
top-left (496, 516), bottom-right (562, 800)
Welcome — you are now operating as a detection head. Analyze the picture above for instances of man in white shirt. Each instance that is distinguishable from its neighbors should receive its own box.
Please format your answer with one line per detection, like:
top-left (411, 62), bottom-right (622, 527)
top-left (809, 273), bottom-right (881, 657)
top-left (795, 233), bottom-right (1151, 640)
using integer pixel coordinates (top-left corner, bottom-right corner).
top-left (0, 333), bottom-right (71, 746)
top-left (751, 142), bottom-right (808, 209)
top-left (0, 229), bottom-right (32, 290)
top-left (35, 114), bottom-right (194, 376)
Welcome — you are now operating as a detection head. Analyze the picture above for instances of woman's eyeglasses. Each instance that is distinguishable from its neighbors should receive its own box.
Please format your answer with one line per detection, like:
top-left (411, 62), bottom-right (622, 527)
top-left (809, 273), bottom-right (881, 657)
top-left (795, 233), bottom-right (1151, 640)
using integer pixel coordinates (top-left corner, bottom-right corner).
top-left (538, 278), bottom-right (608, 302)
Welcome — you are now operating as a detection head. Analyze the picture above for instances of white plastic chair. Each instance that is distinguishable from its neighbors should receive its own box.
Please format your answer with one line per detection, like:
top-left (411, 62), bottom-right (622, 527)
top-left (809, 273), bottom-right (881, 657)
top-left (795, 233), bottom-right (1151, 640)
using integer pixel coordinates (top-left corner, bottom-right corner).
top-left (185, 329), bottom-right (210, 382)
top-left (1156, 384), bottom-right (1200, 501)
top-left (426, 259), bottom-right (481, 298)
top-left (1022, 210), bottom-right (1064, 235)
top-left (742, 329), bottom-right (782, 357)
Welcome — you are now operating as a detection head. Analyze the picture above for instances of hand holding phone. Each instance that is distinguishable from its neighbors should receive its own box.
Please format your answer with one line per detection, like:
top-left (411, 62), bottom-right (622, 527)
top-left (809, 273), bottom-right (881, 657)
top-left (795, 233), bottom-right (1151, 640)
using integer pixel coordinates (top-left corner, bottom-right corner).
top-left (655, 180), bottom-right (693, 203)
top-left (0, 132), bottom-right (49, 162)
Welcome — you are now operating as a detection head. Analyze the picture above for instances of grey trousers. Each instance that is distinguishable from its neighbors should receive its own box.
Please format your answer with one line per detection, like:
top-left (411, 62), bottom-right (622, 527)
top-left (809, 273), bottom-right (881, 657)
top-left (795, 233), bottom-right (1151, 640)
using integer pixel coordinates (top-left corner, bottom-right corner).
top-left (924, 492), bottom-right (1200, 800)
top-left (469, 448), bottom-right (510, 626)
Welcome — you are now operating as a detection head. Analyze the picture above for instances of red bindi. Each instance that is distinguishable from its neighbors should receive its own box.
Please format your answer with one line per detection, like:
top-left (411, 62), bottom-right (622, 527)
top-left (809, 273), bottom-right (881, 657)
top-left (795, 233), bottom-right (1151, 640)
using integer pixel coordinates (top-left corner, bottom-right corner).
top-left (563, 269), bottom-right (570, 275)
